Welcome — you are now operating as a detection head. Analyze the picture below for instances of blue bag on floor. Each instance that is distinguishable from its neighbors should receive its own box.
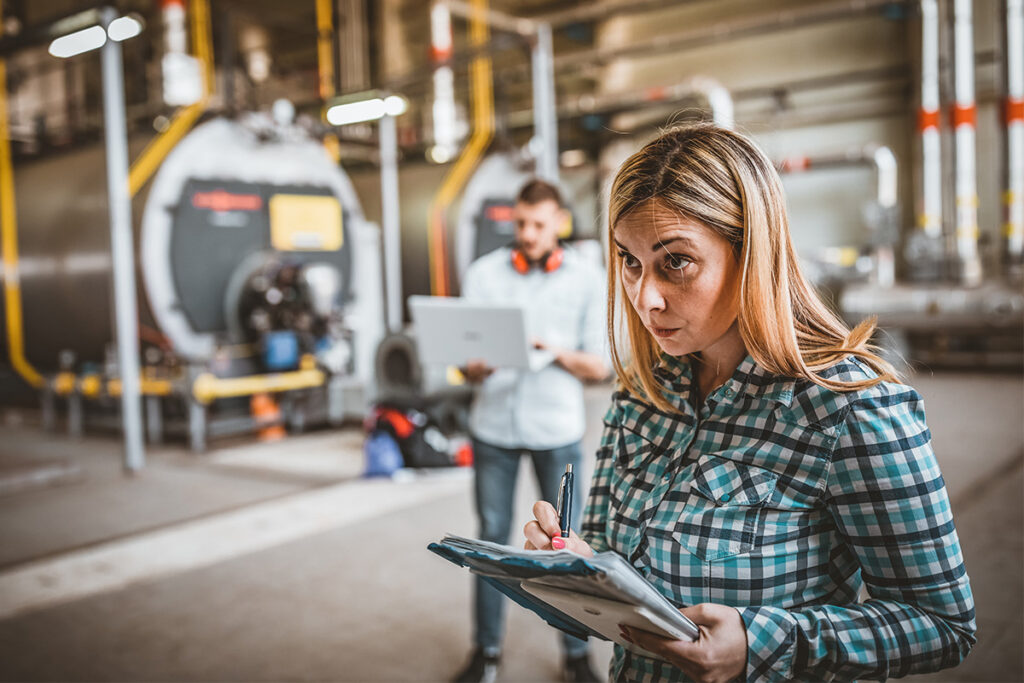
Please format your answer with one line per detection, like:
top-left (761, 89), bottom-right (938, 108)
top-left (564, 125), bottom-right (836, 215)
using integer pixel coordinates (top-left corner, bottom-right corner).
top-left (363, 430), bottom-right (404, 477)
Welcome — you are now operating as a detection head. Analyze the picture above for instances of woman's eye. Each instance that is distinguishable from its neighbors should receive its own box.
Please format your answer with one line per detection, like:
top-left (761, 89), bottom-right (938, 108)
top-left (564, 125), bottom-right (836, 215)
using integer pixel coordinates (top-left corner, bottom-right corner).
top-left (666, 255), bottom-right (690, 271)
top-left (618, 251), bottom-right (639, 268)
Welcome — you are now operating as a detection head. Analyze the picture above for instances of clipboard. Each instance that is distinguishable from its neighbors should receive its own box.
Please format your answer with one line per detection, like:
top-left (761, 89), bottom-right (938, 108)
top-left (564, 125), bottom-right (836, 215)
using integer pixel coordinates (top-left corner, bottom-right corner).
top-left (521, 582), bottom-right (695, 658)
top-left (427, 534), bottom-right (698, 652)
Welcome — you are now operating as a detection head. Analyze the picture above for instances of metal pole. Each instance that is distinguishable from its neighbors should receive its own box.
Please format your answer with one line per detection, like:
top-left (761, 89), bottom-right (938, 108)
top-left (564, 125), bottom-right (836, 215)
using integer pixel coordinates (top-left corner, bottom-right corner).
top-left (379, 113), bottom-right (403, 334)
top-left (952, 0), bottom-right (981, 286)
top-left (531, 22), bottom-right (559, 183)
top-left (100, 7), bottom-right (145, 472)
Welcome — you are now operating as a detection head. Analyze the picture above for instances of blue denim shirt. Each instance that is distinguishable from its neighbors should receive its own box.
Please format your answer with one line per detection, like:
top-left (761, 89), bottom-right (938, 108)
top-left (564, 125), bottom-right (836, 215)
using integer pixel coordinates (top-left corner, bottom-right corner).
top-left (581, 354), bottom-right (976, 682)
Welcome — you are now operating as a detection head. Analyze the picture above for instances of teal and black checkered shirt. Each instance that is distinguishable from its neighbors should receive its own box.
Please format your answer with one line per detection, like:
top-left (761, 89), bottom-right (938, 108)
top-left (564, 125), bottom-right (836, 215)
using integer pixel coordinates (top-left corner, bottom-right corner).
top-left (581, 354), bottom-right (976, 682)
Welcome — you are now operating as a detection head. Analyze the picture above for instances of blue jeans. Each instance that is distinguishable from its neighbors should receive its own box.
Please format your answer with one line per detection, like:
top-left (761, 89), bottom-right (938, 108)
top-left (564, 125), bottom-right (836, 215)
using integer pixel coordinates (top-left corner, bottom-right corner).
top-left (471, 437), bottom-right (589, 659)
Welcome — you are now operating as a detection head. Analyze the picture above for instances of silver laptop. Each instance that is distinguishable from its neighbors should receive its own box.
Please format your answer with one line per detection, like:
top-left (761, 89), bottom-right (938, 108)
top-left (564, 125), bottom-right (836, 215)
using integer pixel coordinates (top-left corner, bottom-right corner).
top-left (408, 296), bottom-right (554, 371)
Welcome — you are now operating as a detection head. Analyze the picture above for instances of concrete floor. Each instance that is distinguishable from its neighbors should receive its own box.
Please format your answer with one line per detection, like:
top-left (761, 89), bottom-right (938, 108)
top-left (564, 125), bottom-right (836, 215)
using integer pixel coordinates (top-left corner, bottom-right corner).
top-left (0, 371), bottom-right (1020, 682)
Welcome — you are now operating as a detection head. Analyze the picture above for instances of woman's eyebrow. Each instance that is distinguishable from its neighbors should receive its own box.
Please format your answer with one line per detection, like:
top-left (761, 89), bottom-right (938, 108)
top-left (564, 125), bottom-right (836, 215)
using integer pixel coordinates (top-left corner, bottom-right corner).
top-left (654, 236), bottom-right (697, 252)
top-left (613, 236), bottom-right (697, 253)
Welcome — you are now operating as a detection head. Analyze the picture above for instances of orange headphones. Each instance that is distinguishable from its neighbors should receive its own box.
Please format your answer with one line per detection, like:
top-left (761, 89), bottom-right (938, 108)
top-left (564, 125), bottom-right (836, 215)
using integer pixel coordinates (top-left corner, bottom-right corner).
top-left (511, 245), bottom-right (564, 274)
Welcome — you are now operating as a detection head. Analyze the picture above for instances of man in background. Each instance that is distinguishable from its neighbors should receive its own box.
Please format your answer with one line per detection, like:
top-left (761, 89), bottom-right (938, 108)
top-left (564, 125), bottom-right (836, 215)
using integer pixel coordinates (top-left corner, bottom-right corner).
top-left (453, 179), bottom-right (608, 683)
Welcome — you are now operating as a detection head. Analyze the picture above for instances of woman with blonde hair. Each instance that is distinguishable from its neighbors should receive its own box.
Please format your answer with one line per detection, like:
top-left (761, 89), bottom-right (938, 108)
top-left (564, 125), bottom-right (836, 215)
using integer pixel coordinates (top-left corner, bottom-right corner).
top-left (523, 123), bottom-right (976, 682)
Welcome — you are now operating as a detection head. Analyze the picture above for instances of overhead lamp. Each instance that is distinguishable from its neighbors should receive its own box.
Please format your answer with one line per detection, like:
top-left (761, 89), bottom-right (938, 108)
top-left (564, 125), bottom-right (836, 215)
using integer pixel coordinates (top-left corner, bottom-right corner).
top-left (325, 92), bottom-right (408, 127)
top-left (107, 15), bottom-right (143, 42)
top-left (47, 13), bottom-right (144, 58)
top-left (48, 25), bottom-right (106, 58)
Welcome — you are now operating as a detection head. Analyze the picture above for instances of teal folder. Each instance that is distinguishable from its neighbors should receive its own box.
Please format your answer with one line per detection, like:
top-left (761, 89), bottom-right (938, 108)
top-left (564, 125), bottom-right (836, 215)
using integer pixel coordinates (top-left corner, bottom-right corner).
top-left (427, 534), bottom-right (699, 644)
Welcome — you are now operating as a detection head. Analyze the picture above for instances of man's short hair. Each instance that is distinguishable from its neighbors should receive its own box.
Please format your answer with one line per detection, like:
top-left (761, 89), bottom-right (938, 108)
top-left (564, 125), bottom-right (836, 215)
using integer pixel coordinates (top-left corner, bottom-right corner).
top-left (516, 179), bottom-right (563, 208)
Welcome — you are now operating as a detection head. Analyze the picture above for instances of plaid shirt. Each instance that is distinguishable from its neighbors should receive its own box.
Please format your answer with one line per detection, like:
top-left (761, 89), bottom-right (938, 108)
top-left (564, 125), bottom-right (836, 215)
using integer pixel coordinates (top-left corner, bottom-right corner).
top-left (581, 354), bottom-right (976, 682)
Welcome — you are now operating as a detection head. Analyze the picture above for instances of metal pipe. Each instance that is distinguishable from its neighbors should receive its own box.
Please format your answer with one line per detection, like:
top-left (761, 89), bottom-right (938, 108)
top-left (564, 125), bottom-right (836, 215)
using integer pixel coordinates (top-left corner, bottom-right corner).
top-left (316, 0), bottom-right (336, 100)
top-left (444, 0), bottom-right (534, 36)
top-left (379, 113), bottom-right (403, 333)
top-left (0, 0), bottom-right (44, 388)
top-left (1005, 0), bottom-right (1024, 271)
top-left (779, 145), bottom-right (898, 208)
top-left (430, 2), bottom-right (458, 162)
top-left (128, 0), bottom-right (212, 196)
top-left (547, 0), bottom-right (904, 78)
top-left (550, 76), bottom-right (734, 129)
top-left (952, 0), bottom-right (981, 285)
top-left (531, 22), bottom-right (559, 182)
top-left (100, 6), bottom-right (145, 473)
top-left (537, 0), bottom-right (696, 28)
top-left (778, 144), bottom-right (898, 287)
top-left (427, 0), bottom-right (494, 296)
top-left (918, 0), bottom-right (942, 239)
top-left (191, 367), bottom-right (326, 404)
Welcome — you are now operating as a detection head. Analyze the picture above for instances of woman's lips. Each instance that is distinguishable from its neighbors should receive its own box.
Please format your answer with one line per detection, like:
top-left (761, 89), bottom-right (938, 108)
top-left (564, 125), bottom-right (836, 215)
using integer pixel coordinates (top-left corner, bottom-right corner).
top-left (650, 326), bottom-right (680, 338)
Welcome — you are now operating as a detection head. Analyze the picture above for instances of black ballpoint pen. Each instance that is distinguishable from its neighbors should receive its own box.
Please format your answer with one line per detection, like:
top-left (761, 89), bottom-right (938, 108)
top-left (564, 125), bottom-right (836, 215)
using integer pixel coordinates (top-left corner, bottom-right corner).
top-left (556, 463), bottom-right (574, 539)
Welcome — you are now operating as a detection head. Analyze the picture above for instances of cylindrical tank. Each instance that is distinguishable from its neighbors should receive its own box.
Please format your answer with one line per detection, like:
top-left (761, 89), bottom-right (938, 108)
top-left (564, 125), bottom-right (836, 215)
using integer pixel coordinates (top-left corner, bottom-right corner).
top-left (2, 113), bottom-right (383, 387)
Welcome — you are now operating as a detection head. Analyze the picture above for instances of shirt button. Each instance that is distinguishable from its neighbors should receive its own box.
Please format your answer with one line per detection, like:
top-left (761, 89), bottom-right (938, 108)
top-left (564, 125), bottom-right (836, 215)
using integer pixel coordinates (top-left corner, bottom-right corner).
top-left (720, 493), bottom-right (731, 503)
top-left (724, 387), bottom-right (735, 397)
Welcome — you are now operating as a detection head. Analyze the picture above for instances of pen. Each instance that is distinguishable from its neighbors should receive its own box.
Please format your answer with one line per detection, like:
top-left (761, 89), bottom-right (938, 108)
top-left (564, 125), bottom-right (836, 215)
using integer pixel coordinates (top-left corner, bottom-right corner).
top-left (555, 463), bottom-right (574, 545)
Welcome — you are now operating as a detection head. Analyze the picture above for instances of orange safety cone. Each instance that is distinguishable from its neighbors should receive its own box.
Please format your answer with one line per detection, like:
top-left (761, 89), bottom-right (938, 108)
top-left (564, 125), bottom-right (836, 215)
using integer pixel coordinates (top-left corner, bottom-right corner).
top-left (251, 392), bottom-right (286, 442)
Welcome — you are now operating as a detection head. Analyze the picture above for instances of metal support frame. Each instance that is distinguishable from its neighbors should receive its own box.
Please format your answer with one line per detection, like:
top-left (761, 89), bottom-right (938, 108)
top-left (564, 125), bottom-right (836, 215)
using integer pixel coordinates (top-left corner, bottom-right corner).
top-left (100, 7), bottom-right (145, 472)
top-left (145, 395), bottom-right (164, 444)
top-left (530, 22), bottom-right (559, 183)
top-left (68, 392), bottom-right (83, 438)
top-left (41, 387), bottom-right (56, 431)
top-left (379, 113), bottom-right (404, 333)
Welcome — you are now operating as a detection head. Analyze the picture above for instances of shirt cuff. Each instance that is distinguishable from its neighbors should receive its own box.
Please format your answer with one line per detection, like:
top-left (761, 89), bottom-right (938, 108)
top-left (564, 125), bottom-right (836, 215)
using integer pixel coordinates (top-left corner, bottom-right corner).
top-left (738, 606), bottom-right (797, 683)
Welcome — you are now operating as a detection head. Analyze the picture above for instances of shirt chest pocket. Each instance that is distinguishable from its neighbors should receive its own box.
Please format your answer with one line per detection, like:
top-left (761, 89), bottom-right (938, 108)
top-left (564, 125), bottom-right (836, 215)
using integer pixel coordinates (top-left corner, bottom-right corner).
top-left (672, 458), bottom-right (778, 562)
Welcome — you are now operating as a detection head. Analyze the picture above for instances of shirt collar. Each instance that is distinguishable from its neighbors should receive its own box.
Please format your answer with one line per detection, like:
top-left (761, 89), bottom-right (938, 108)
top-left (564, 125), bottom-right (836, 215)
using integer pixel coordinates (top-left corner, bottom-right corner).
top-left (654, 353), bottom-right (795, 407)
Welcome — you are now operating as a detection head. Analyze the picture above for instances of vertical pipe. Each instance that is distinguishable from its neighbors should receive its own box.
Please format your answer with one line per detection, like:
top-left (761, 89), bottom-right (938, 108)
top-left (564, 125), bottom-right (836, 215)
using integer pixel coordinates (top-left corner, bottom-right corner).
top-left (531, 22), bottom-right (559, 183)
top-left (1005, 0), bottom-right (1024, 271)
top-left (919, 0), bottom-right (942, 239)
top-left (952, 0), bottom-right (981, 285)
top-left (316, 0), bottom-right (336, 100)
top-left (430, 2), bottom-right (457, 162)
top-left (379, 113), bottom-right (403, 333)
top-left (427, 0), bottom-right (493, 296)
top-left (0, 0), bottom-right (45, 389)
top-left (100, 7), bottom-right (145, 473)
top-left (871, 145), bottom-right (898, 287)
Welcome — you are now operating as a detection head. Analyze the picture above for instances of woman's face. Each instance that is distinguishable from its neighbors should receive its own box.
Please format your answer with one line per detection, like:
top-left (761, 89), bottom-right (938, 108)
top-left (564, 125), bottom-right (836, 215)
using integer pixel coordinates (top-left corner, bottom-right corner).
top-left (613, 201), bottom-right (742, 358)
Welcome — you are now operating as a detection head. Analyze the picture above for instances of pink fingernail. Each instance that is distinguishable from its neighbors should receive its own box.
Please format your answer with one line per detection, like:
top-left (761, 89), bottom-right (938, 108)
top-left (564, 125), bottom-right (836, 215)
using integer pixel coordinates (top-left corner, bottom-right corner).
top-left (551, 537), bottom-right (566, 550)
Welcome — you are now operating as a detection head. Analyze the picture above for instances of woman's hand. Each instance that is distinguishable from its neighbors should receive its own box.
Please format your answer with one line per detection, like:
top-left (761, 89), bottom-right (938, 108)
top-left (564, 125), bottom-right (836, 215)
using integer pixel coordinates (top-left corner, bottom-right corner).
top-left (620, 603), bottom-right (747, 683)
top-left (523, 501), bottom-right (594, 557)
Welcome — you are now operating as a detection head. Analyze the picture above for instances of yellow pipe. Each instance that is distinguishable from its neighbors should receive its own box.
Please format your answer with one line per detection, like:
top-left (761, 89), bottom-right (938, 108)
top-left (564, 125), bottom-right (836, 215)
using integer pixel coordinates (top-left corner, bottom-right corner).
top-left (128, 0), bottom-right (213, 197)
top-left (53, 372), bottom-right (77, 395)
top-left (315, 0), bottom-right (341, 164)
top-left (80, 374), bottom-right (103, 398)
top-left (427, 0), bottom-right (494, 295)
top-left (0, 0), bottom-right (44, 388)
top-left (192, 367), bottom-right (326, 405)
top-left (316, 0), bottom-right (336, 101)
top-left (55, 368), bottom-right (178, 398)
top-left (107, 376), bottom-right (175, 398)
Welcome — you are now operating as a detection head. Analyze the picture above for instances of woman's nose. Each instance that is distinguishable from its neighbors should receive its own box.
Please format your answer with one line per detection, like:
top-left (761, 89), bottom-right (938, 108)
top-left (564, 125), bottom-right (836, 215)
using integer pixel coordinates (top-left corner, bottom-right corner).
top-left (635, 272), bottom-right (667, 314)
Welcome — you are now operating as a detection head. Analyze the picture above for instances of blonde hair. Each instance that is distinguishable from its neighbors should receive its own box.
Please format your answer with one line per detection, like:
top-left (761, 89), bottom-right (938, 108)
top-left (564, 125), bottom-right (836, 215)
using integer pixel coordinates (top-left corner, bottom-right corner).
top-left (608, 123), bottom-right (898, 412)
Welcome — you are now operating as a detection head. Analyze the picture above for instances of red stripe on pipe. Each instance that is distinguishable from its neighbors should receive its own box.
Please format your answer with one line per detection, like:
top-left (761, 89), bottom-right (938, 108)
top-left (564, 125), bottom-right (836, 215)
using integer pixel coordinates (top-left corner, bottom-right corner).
top-left (1007, 98), bottom-right (1024, 124)
top-left (779, 156), bottom-right (810, 173)
top-left (430, 46), bottom-right (453, 63)
top-left (918, 109), bottom-right (940, 131)
top-left (645, 86), bottom-right (666, 102)
top-left (952, 103), bottom-right (976, 128)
